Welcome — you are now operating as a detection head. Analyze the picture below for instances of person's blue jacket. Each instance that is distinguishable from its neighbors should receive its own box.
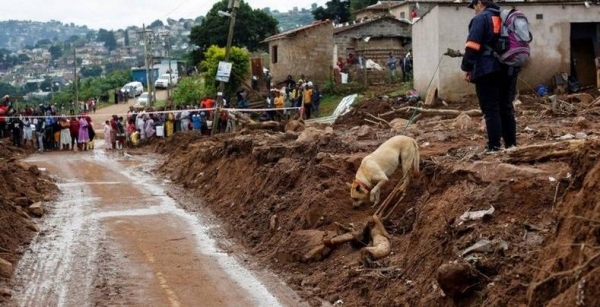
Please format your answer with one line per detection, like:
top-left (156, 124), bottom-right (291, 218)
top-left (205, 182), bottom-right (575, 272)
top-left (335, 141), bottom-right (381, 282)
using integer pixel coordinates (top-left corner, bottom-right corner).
top-left (461, 5), bottom-right (503, 82)
top-left (192, 114), bottom-right (202, 130)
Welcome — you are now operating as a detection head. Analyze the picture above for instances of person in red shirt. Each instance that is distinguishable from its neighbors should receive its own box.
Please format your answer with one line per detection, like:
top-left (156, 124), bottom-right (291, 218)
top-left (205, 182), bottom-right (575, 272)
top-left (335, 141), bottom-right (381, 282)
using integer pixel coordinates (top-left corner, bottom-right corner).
top-left (69, 117), bottom-right (79, 150)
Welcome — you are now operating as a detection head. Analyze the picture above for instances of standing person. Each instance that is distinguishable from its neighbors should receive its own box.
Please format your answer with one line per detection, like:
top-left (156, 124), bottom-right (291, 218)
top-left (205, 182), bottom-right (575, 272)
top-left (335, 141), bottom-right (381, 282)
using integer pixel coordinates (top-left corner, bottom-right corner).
top-left (461, 0), bottom-right (518, 152)
top-left (302, 84), bottom-right (313, 120)
top-left (69, 117), bottom-right (79, 150)
top-left (401, 55), bottom-right (412, 82)
top-left (35, 117), bottom-right (44, 152)
top-left (116, 117), bottom-right (126, 150)
top-left (264, 71), bottom-right (272, 92)
top-left (59, 115), bottom-right (72, 150)
top-left (10, 116), bottom-right (24, 147)
top-left (165, 111), bottom-right (175, 137)
top-left (387, 53), bottom-right (397, 83)
top-left (103, 121), bottom-right (112, 150)
top-left (110, 115), bottom-right (118, 149)
top-left (78, 116), bottom-right (90, 151)
top-left (22, 116), bottom-right (34, 147)
top-left (311, 84), bottom-right (322, 118)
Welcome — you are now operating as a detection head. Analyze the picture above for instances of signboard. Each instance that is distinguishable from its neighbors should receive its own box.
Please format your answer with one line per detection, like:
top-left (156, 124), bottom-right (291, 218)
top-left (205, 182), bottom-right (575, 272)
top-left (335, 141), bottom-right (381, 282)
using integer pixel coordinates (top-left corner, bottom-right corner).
top-left (216, 61), bottom-right (233, 82)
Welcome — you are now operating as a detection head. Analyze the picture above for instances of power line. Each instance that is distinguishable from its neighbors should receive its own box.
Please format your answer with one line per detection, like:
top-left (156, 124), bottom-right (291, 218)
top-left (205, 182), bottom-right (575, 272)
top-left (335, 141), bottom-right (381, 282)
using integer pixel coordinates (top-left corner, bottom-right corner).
top-left (162, 0), bottom-right (195, 18)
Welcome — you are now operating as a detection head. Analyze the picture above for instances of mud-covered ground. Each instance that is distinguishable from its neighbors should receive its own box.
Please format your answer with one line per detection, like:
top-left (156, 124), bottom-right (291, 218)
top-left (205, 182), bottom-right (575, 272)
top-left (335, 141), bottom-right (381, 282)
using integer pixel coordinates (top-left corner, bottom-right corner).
top-left (156, 91), bottom-right (600, 307)
top-left (0, 141), bottom-right (59, 302)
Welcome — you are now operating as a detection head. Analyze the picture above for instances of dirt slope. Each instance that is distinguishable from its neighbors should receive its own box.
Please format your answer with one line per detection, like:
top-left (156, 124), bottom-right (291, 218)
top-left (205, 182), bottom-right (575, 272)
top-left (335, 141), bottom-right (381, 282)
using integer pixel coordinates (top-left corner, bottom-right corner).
top-left (0, 141), bottom-right (59, 299)
top-left (157, 94), bottom-right (600, 306)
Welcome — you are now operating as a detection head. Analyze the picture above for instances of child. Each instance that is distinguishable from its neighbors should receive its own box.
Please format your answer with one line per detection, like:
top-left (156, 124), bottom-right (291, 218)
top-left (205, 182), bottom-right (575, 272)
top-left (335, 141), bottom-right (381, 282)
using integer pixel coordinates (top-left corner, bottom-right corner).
top-left (103, 120), bottom-right (112, 150)
top-left (131, 129), bottom-right (140, 146)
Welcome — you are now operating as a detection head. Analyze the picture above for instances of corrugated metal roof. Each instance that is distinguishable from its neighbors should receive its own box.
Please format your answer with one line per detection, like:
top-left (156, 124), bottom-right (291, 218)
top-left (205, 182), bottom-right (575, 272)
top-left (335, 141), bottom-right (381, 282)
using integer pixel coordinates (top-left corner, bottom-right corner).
top-left (262, 20), bottom-right (332, 43)
top-left (333, 16), bottom-right (411, 34)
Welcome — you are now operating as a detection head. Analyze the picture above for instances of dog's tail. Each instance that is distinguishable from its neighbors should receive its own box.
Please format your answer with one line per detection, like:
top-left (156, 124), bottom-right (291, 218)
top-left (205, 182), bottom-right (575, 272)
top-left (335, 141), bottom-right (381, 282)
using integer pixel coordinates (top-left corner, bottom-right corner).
top-left (410, 138), bottom-right (420, 177)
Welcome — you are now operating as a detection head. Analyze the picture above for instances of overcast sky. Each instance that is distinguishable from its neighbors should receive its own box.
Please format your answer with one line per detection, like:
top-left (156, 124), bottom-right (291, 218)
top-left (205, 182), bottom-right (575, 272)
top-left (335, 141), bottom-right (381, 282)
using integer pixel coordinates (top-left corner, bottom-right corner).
top-left (0, 0), bottom-right (327, 30)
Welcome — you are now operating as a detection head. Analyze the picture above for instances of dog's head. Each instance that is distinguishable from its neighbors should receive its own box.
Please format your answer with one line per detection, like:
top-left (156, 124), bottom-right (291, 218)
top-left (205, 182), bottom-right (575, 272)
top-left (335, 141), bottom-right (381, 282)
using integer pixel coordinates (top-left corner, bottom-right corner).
top-left (347, 181), bottom-right (370, 208)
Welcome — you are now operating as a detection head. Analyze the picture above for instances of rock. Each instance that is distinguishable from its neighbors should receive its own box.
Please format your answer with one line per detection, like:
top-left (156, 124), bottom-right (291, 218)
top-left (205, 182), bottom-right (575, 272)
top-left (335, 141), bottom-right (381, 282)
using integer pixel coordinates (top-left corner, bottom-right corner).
top-left (315, 152), bottom-right (328, 161)
top-left (15, 206), bottom-right (31, 219)
top-left (269, 214), bottom-right (278, 232)
top-left (355, 125), bottom-right (375, 140)
top-left (452, 112), bottom-right (474, 130)
top-left (0, 287), bottom-right (11, 298)
top-left (25, 220), bottom-right (40, 232)
top-left (459, 206), bottom-right (495, 222)
top-left (575, 132), bottom-right (588, 140)
top-left (568, 93), bottom-right (594, 105)
top-left (28, 202), bottom-right (44, 217)
top-left (436, 262), bottom-right (479, 299)
top-left (296, 127), bottom-right (332, 144)
top-left (558, 134), bottom-right (575, 141)
top-left (285, 119), bottom-right (305, 133)
top-left (14, 197), bottom-right (31, 207)
top-left (390, 118), bottom-right (410, 134)
top-left (461, 239), bottom-right (509, 256)
top-left (0, 258), bottom-right (13, 278)
top-left (28, 165), bottom-right (41, 176)
top-left (573, 116), bottom-right (590, 129)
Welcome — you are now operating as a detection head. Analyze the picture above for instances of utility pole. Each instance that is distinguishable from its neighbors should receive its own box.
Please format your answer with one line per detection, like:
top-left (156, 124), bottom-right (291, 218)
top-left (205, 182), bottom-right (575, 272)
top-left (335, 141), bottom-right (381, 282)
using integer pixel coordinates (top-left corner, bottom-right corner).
top-left (212, 0), bottom-right (239, 135)
top-left (161, 32), bottom-right (173, 101)
top-left (139, 24), bottom-right (153, 107)
top-left (74, 45), bottom-right (78, 106)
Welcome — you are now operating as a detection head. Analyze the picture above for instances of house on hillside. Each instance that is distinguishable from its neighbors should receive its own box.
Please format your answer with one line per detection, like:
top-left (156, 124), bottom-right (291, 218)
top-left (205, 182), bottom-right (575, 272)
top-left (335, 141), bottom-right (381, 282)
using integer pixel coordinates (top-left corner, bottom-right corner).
top-left (413, 1), bottom-right (600, 102)
top-left (262, 20), bottom-right (334, 84)
top-left (354, 1), bottom-right (405, 20)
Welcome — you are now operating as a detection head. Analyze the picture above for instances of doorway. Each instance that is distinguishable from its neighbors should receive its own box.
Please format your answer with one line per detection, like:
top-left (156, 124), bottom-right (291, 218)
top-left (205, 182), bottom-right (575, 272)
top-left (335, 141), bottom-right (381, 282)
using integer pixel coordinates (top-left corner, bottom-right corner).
top-left (570, 23), bottom-right (599, 87)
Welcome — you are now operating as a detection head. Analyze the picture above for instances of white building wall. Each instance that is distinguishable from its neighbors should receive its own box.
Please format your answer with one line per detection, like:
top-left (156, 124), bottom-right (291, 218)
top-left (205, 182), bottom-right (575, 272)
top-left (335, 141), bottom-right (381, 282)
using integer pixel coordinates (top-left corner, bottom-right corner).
top-left (414, 3), bottom-right (600, 102)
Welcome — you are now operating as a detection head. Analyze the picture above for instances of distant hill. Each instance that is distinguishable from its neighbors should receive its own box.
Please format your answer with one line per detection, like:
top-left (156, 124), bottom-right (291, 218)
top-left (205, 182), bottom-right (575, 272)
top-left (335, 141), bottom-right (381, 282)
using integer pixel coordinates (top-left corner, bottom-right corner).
top-left (264, 7), bottom-right (315, 32)
top-left (0, 20), bottom-right (91, 51)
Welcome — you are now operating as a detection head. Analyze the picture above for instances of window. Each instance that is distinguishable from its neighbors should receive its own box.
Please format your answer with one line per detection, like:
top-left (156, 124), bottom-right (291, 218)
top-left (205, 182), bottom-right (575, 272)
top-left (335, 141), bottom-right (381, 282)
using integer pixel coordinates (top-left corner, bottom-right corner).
top-left (272, 45), bottom-right (278, 64)
top-left (400, 12), bottom-right (405, 19)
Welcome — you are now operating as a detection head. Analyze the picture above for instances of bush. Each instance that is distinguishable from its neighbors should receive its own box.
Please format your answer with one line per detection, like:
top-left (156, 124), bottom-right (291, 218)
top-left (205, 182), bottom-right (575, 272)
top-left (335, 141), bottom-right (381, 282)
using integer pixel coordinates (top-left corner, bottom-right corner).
top-left (321, 79), bottom-right (367, 96)
top-left (200, 45), bottom-right (250, 97)
top-left (172, 75), bottom-right (207, 106)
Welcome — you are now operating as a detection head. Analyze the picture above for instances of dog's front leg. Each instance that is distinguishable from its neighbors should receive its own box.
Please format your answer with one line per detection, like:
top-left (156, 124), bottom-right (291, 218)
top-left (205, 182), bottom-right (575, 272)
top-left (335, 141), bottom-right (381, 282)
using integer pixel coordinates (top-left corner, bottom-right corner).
top-left (370, 178), bottom-right (388, 207)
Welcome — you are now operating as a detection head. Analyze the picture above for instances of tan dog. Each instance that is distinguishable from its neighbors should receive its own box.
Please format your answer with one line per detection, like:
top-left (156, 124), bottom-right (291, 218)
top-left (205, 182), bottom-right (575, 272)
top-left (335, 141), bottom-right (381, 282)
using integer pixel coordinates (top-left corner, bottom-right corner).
top-left (348, 135), bottom-right (420, 208)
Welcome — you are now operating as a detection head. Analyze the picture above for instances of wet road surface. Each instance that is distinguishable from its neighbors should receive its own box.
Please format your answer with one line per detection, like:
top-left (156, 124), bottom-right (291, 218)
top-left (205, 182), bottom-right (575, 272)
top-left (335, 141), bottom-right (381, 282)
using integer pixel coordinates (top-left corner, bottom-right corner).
top-left (10, 144), bottom-right (302, 307)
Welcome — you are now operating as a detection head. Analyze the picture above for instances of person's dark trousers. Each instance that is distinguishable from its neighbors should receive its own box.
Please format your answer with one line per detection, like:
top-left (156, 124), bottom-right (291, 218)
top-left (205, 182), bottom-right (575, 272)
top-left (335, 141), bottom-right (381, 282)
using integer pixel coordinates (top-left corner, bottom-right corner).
top-left (12, 131), bottom-right (21, 147)
top-left (71, 134), bottom-right (78, 150)
top-left (475, 69), bottom-right (518, 150)
top-left (44, 127), bottom-right (53, 150)
top-left (304, 103), bottom-right (312, 119)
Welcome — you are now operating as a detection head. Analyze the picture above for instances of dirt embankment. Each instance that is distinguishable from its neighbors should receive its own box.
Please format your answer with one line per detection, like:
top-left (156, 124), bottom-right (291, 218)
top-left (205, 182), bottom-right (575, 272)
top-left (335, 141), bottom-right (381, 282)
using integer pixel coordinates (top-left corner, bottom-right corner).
top-left (0, 141), bottom-right (59, 298)
top-left (157, 93), bottom-right (600, 307)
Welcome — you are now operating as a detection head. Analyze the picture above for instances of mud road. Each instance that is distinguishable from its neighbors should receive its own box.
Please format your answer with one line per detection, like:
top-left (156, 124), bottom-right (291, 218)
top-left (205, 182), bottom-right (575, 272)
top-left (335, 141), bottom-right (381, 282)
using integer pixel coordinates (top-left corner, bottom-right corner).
top-left (9, 144), bottom-right (303, 306)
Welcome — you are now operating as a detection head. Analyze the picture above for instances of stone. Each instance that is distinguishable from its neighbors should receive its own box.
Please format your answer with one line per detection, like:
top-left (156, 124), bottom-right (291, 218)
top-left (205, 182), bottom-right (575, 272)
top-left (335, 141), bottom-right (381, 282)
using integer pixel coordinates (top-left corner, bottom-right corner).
top-left (390, 118), bottom-right (410, 134)
top-left (436, 262), bottom-right (479, 299)
top-left (573, 116), bottom-right (590, 129)
top-left (28, 165), bottom-right (41, 176)
top-left (355, 125), bottom-right (375, 140)
top-left (15, 206), bottom-right (31, 219)
top-left (296, 127), bottom-right (333, 144)
top-left (575, 132), bottom-right (588, 140)
top-left (0, 287), bottom-right (12, 298)
top-left (28, 202), bottom-right (44, 217)
top-left (568, 93), bottom-right (594, 105)
top-left (0, 258), bottom-right (13, 278)
top-left (452, 112), bottom-right (474, 130)
top-left (25, 220), bottom-right (40, 232)
top-left (285, 119), bottom-right (305, 133)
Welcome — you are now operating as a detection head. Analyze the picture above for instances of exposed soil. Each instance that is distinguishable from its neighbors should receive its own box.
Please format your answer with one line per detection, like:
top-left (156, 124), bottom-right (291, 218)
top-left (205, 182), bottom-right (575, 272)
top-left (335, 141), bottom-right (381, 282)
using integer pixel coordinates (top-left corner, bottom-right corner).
top-left (156, 91), bottom-right (600, 306)
top-left (0, 140), bottom-right (59, 299)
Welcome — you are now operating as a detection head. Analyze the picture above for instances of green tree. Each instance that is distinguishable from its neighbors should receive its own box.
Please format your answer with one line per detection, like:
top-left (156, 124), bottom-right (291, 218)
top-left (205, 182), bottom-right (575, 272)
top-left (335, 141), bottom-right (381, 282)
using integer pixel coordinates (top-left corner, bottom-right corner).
top-left (49, 45), bottom-right (63, 60)
top-left (150, 19), bottom-right (164, 28)
top-left (0, 82), bottom-right (18, 97)
top-left (189, 0), bottom-right (278, 65)
top-left (97, 29), bottom-right (117, 51)
top-left (80, 65), bottom-right (103, 78)
top-left (312, 0), bottom-right (351, 23)
top-left (350, 0), bottom-right (378, 12)
top-left (172, 75), bottom-right (206, 106)
top-left (200, 45), bottom-right (250, 97)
